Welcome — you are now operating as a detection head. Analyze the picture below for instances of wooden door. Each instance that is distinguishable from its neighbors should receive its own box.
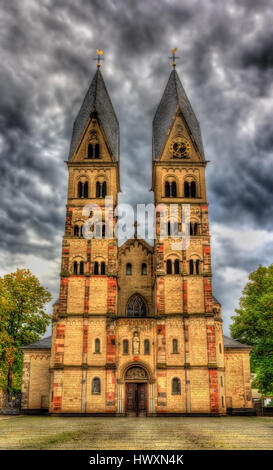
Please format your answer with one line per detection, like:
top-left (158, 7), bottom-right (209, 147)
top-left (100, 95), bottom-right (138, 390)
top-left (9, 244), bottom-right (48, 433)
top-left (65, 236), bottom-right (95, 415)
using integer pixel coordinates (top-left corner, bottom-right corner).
top-left (126, 383), bottom-right (137, 414)
top-left (137, 383), bottom-right (147, 415)
top-left (126, 383), bottom-right (147, 416)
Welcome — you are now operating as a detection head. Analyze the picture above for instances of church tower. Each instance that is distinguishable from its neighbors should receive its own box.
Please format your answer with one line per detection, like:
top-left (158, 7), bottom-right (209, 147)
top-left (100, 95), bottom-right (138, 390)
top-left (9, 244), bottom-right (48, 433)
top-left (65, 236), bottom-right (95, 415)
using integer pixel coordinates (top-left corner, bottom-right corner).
top-left (152, 67), bottom-right (226, 414)
top-left (49, 67), bottom-right (120, 414)
top-left (20, 57), bottom-right (253, 417)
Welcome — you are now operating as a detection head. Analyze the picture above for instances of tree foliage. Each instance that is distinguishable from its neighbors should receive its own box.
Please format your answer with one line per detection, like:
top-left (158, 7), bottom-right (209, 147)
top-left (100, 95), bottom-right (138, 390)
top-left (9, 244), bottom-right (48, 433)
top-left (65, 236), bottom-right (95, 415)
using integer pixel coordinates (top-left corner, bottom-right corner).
top-left (230, 264), bottom-right (273, 395)
top-left (0, 269), bottom-right (52, 391)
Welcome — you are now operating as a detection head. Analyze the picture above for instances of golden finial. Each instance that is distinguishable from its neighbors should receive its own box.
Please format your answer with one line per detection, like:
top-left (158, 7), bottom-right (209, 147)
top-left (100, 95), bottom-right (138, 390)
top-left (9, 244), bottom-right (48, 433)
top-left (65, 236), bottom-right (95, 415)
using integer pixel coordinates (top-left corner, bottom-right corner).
top-left (169, 48), bottom-right (179, 68)
top-left (93, 49), bottom-right (104, 68)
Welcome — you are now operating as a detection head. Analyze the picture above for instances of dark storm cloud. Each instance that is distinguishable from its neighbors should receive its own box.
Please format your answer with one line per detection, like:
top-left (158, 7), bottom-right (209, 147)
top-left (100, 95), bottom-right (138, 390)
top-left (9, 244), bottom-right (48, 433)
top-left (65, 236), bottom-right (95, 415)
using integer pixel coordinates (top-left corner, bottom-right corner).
top-left (0, 0), bottom-right (273, 326)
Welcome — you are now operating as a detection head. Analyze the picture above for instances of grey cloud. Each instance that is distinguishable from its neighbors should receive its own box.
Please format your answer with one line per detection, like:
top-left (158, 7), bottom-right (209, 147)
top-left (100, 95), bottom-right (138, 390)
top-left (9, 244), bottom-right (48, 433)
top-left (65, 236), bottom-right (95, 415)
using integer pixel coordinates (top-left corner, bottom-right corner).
top-left (0, 0), bottom-right (272, 331)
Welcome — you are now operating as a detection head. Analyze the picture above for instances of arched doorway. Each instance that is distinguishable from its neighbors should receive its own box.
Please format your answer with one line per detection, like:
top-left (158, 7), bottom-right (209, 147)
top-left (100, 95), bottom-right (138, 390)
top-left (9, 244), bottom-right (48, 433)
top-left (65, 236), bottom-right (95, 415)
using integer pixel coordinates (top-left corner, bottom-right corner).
top-left (124, 366), bottom-right (148, 417)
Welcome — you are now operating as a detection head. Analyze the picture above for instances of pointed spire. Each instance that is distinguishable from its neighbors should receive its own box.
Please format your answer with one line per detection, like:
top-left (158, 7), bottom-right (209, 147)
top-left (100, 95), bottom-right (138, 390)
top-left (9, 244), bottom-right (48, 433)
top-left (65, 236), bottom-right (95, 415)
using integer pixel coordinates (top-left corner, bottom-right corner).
top-left (68, 68), bottom-right (119, 161)
top-left (153, 69), bottom-right (204, 161)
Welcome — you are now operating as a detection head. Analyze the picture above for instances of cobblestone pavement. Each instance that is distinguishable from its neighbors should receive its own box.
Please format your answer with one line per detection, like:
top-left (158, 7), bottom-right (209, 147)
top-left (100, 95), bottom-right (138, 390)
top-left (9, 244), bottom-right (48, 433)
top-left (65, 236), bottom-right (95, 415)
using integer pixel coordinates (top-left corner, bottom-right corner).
top-left (0, 415), bottom-right (272, 450)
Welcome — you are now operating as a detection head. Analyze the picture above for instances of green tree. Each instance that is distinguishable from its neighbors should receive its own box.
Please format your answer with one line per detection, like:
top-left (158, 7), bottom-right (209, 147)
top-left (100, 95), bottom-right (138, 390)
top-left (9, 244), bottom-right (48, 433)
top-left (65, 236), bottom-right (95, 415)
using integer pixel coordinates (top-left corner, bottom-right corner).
top-left (230, 264), bottom-right (273, 395)
top-left (0, 268), bottom-right (52, 392)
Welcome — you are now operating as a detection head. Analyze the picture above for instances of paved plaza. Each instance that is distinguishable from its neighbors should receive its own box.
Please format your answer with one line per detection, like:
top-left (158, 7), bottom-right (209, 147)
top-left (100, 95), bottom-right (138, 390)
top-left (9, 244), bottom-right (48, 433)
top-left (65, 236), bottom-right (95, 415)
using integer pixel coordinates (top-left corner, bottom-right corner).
top-left (0, 415), bottom-right (272, 450)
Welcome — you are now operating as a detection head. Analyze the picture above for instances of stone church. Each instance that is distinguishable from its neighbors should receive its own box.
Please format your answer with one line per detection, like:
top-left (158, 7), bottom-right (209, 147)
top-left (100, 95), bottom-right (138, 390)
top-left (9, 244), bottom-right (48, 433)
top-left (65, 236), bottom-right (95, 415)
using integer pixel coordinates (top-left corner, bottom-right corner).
top-left (21, 61), bottom-right (253, 416)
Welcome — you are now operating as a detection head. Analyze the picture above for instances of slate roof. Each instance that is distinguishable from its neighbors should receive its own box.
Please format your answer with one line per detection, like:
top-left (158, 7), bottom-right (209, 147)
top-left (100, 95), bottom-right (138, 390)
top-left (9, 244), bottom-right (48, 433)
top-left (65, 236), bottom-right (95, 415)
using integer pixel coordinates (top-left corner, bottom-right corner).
top-left (20, 336), bottom-right (52, 349)
top-left (223, 335), bottom-right (251, 349)
top-left (20, 335), bottom-right (251, 350)
top-left (68, 68), bottom-right (119, 161)
top-left (153, 69), bottom-right (204, 161)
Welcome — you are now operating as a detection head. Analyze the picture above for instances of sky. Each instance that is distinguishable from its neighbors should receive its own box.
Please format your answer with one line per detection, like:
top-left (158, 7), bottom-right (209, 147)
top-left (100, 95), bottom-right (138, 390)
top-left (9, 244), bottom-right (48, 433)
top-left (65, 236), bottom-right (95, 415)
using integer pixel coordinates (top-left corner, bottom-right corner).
top-left (0, 0), bottom-right (273, 336)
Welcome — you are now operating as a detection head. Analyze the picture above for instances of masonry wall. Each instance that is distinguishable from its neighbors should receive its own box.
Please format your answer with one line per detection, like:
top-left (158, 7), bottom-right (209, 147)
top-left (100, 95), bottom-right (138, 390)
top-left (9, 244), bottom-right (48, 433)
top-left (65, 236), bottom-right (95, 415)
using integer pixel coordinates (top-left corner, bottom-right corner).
top-left (224, 349), bottom-right (253, 409)
top-left (21, 350), bottom-right (50, 410)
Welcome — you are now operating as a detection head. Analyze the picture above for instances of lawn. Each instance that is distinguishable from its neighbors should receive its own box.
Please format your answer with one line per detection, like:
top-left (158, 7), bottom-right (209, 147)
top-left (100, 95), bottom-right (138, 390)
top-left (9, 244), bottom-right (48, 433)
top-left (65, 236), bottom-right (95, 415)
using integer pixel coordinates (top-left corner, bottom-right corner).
top-left (0, 415), bottom-right (272, 450)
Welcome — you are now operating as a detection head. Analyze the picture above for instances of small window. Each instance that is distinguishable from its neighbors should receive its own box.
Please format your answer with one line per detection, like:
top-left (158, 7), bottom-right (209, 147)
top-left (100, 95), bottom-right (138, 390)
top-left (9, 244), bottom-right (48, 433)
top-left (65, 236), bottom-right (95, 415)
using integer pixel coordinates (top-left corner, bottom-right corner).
top-left (166, 259), bottom-right (172, 275)
top-left (174, 259), bottom-right (180, 274)
top-left (196, 260), bottom-right (200, 275)
top-left (222, 396), bottom-right (224, 407)
top-left (73, 261), bottom-right (78, 275)
top-left (102, 224), bottom-right (106, 238)
top-left (88, 144), bottom-right (93, 159)
top-left (189, 260), bottom-right (194, 275)
top-left (92, 377), bottom-right (101, 394)
top-left (101, 262), bottom-right (106, 275)
top-left (165, 181), bottom-right (170, 197)
top-left (219, 343), bottom-right (222, 354)
top-left (74, 225), bottom-right (79, 237)
top-left (221, 376), bottom-right (223, 387)
top-left (95, 338), bottom-right (100, 353)
top-left (94, 262), bottom-right (99, 275)
top-left (123, 339), bottom-right (129, 355)
top-left (126, 263), bottom-right (132, 275)
top-left (95, 144), bottom-right (100, 158)
top-left (78, 181), bottom-right (83, 198)
top-left (144, 339), bottom-right (150, 355)
top-left (172, 339), bottom-right (178, 354)
top-left (141, 263), bottom-right (147, 275)
top-left (96, 181), bottom-right (101, 198)
top-left (172, 378), bottom-right (181, 395)
top-left (102, 181), bottom-right (107, 198)
top-left (184, 181), bottom-right (190, 198)
top-left (79, 261), bottom-right (84, 275)
top-left (83, 182), bottom-right (88, 198)
top-left (171, 181), bottom-right (177, 197)
top-left (191, 181), bottom-right (196, 198)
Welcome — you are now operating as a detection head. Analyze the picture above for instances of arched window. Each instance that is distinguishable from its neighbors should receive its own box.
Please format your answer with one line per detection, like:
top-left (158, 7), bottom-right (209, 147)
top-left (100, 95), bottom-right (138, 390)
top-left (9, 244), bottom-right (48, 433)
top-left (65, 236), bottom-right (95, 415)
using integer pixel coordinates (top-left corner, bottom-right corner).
top-left (189, 259), bottom-right (194, 275)
top-left (165, 181), bottom-right (170, 197)
top-left (174, 259), bottom-right (180, 274)
top-left (74, 225), bottom-right (79, 237)
top-left (101, 262), bottom-right (106, 275)
top-left (83, 182), bottom-right (88, 198)
top-left (141, 263), bottom-right (147, 275)
top-left (102, 224), bottom-right (106, 238)
top-left (78, 181), bottom-right (83, 198)
top-left (166, 259), bottom-right (172, 275)
top-left (95, 338), bottom-right (100, 353)
top-left (102, 181), bottom-right (107, 198)
top-left (167, 222), bottom-right (171, 236)
top-left (171, 181), bottom-right (177, 197)
top-left (95, 144), bottom-right (100, 158)
top-left (73, 261), bottom-right (78, 275)
top-left (94, 262), bottom-right (99, 275)
top-left (189, 259), bottom-right (200, 275)
top-left (92, 377), bottom-right (101, 394)
top-left (96, 181), bottom-right (107, 198)
top-left (126, 263), bottom-right (132, 275)
top-left (196, 259), bottom-right (200, 275)
top-left (190, 222), bottom-right (198, 236)
top-left (185, 181), bottom-right (197, 198)
top-left (96, 181), bottom-right (101, 198)
top-left (79, 261), bottom-right (84, 275)
top-left (88, 144), bottom-right (93, 159)
top-left (80, 225), bottom-right (84, 237)
top-left (172, 339), bottom-right (178, 354)
top-left (123, 339), bottom-right (129, 355)
top-left (127, 295), bottom-right (147, 317)
top-left (172, 378), bottom-right (181, 395)
top-left (144, 339), bottom-right (150, 355)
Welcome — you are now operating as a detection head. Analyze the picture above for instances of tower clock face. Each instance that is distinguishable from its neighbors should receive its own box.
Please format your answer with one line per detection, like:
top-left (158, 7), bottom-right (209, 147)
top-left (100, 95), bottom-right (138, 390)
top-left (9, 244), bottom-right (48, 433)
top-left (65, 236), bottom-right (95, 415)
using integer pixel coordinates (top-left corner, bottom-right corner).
top-left (169, 137), bottom-right (190, 158)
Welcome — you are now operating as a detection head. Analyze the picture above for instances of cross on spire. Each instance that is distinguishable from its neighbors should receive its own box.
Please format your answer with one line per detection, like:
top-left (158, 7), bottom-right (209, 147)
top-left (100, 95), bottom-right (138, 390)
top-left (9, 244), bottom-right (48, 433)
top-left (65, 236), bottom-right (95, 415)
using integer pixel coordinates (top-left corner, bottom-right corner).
top-left (93, 49), bottom-right (104, 68)
top-left (169, 48), bottom-right (180, 69)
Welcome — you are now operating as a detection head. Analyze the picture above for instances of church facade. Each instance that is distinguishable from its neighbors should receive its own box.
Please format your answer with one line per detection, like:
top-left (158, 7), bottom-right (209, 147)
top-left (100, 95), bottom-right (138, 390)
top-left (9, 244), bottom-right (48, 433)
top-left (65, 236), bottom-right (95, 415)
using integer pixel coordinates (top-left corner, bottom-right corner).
top-left (21, 63), bottom-right (253, 416)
